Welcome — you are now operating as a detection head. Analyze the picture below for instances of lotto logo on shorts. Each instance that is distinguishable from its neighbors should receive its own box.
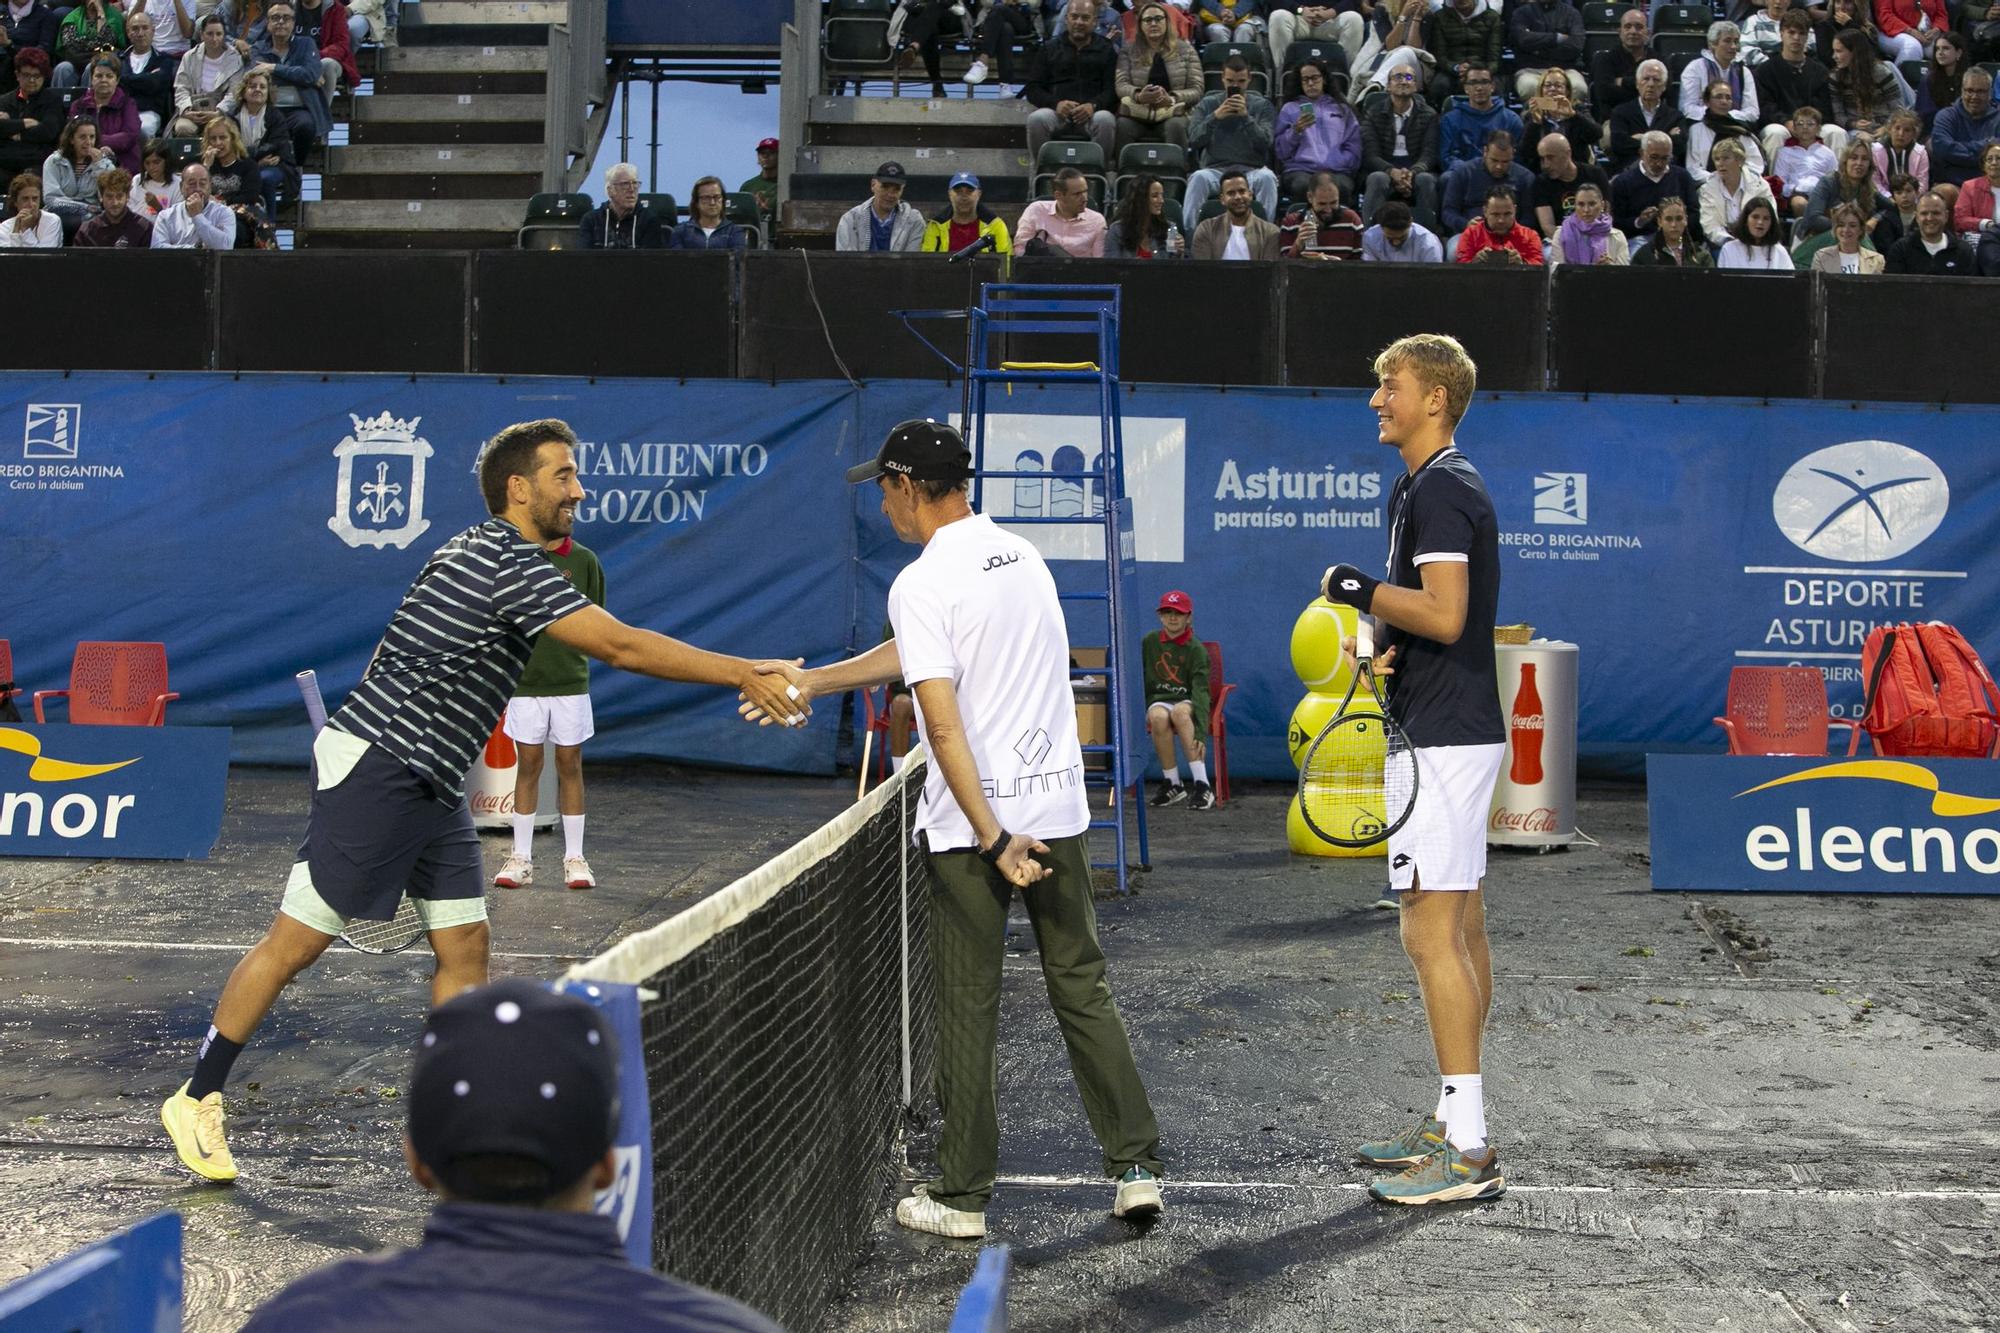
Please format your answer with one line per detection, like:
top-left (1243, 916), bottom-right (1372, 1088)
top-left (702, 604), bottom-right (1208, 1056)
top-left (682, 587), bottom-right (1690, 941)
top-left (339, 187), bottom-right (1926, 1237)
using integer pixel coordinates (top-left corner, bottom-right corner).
top-left (24, 404), bottom-right (81, 460)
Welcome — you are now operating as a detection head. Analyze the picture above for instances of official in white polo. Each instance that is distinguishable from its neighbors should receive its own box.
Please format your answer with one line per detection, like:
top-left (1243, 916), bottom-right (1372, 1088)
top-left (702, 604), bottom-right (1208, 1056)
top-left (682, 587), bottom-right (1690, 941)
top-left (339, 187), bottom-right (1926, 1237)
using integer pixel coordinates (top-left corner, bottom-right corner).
top-left (751, 419), bottom-right (1166, 1237)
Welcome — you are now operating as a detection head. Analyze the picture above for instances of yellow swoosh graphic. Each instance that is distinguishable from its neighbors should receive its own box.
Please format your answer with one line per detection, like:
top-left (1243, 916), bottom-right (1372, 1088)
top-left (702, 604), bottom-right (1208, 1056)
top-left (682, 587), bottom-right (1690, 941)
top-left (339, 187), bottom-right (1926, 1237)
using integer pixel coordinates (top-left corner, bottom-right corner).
top-left (1735, 760), bottom-right (2000, 817)
top-left (0, 728), bottom-right (141, 782)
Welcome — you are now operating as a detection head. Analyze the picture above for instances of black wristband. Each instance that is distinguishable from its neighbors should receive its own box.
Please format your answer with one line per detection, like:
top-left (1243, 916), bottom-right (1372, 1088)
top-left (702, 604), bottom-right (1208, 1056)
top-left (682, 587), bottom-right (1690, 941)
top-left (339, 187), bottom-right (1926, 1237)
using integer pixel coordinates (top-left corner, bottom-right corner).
top-left (977, 832), bottom-right (1010, 868)
top-left (1322, 563), bottom-right (1381, 612)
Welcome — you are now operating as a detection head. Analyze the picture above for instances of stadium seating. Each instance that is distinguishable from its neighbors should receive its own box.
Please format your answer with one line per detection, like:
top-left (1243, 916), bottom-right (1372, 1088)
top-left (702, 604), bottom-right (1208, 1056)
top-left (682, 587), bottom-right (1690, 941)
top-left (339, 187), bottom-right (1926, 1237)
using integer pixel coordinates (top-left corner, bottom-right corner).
top-left (1279, 38), bottom-right (1350, 84)
top-left (1652, 4), bottom-right (1713, 69)
top-left (1033, 139), bottom-right (1109, 205)
top-left (823, 0), bottom-right (895, 85)
top-left (1204, 640), bottom-right (1235, 805)
top-left (33, 641), bottom-right (179, 727)
top-left (639, 192), bottom-right (678, 227)
top-left (1113, 141), bottom-right (1189, 209)
top-left (725, 190), bottom-right (766, 247)
top-left (1581, 1), bottom-right (1626, 64)
top-left (1198, 197), bottom-right (1272, 221)
top-left (161, 137), bottom-right (203, 170)
top-left (516, 191), bottom-right (595, 250)
top-left (1201, 42), bottom-right (1275, 96)
top-left (1712, 666), bottom-right (1863, 757)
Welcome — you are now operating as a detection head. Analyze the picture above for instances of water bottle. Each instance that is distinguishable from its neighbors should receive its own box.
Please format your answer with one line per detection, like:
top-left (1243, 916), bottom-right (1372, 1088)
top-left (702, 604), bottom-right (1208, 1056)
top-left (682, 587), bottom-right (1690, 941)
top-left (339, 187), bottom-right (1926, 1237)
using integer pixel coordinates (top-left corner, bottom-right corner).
top-left (1165, 221), bottom-right (1182, 257)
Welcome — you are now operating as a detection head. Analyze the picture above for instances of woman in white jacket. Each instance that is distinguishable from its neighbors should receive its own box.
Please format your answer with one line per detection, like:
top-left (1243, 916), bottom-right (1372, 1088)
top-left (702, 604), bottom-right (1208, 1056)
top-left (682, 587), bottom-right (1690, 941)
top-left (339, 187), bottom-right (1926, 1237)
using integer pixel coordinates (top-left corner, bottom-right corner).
top-left (1698, 137), bottom-right (1776, 241)
top-left (1717, 196), bottom-right (1795, 268)
top-left (41, 118), bottom-right (117, 235)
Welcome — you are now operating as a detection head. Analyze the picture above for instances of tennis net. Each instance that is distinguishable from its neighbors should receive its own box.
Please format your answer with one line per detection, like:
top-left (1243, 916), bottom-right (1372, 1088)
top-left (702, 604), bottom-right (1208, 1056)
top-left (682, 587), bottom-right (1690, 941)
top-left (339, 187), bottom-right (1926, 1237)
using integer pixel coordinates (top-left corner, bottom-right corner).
top-left (565, 753), bottom-right (934, 1332)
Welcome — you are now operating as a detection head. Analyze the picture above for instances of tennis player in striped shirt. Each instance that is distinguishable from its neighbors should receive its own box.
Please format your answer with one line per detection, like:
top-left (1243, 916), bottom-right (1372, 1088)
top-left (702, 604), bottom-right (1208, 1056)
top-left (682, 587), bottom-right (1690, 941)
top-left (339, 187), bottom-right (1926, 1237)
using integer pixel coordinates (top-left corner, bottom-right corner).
top-left (162, 418), bottom-right (809, 1183)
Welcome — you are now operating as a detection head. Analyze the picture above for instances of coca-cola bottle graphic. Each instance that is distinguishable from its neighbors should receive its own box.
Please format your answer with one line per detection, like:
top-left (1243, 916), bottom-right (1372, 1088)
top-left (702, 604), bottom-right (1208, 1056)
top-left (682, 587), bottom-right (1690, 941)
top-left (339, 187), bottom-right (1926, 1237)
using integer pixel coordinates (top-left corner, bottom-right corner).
top-left (484, 724), bottom-right (517, 771)
top-left (1509, 663), bottom-right (1544, 786)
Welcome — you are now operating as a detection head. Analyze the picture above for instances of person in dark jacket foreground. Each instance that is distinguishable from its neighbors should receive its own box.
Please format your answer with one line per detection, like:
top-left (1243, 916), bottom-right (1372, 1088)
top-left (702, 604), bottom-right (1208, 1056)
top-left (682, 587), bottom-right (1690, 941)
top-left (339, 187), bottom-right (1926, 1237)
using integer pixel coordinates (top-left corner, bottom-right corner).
top-left (242, 979), bottom-right (783, 1333)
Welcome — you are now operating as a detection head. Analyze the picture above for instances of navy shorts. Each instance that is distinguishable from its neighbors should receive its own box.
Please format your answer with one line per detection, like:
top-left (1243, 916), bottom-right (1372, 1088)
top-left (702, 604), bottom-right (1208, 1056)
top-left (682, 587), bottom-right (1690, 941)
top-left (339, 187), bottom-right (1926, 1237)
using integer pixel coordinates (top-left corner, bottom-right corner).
top-left (296, 745), bottom-right (483, 922)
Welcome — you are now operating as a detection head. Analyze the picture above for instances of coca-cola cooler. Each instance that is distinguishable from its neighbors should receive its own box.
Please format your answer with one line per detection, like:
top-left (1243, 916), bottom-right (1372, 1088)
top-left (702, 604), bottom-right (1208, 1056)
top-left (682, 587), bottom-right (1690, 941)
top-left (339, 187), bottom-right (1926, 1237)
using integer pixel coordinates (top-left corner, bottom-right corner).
top-left (466, 719), bottom-right (559, 831)
top-left (1489, 640), bottom-right (1578, 848)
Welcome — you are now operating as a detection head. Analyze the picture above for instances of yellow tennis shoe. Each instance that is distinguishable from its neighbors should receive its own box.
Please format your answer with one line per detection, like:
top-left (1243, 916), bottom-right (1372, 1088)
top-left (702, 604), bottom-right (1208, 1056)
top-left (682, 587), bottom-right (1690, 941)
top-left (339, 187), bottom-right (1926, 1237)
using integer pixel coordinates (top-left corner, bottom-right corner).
top-left (161, 1081), bottom-right (238, 1182)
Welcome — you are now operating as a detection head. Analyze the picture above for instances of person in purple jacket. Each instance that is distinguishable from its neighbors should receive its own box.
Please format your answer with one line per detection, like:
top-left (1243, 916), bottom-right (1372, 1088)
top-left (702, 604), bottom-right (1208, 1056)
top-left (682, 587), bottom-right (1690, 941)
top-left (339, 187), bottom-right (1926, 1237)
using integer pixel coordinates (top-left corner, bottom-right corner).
top-left (1275, 59), bottom-right (1362, 203)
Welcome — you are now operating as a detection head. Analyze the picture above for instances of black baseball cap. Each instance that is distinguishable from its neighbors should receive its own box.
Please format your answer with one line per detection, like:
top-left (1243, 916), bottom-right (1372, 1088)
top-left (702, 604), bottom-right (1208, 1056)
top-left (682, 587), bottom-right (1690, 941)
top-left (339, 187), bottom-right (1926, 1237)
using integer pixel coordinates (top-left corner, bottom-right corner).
top-left (874, 160), bottom-right (907, 182)
top-left (407, 978), bottom-right (621, 1203)
top-left (846, 418), bottom-right (972, 485)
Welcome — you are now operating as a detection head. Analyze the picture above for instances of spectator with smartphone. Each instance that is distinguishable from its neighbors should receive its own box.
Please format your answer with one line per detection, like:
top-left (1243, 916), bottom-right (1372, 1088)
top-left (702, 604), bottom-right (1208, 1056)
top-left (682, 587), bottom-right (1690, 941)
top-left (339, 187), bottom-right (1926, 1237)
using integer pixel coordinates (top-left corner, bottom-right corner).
top-left (1275, 59), bottom-right (1360, 202)
top-left (1183, 54), bottom-right (1278, 231)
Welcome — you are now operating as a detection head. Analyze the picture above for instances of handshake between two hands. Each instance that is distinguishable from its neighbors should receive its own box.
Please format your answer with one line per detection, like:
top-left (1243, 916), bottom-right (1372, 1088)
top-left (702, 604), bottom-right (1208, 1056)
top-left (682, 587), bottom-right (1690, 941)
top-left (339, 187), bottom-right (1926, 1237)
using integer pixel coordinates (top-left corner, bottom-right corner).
top-left (737, 659), bottom-right (814, 728)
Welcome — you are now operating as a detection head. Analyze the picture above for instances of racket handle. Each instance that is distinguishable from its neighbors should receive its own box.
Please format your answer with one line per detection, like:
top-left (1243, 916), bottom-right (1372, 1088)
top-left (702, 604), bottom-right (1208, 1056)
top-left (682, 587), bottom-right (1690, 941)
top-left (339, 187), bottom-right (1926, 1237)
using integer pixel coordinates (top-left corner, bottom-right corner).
top-left (1354, 617), bottom-right (1375, 664)
top-left (297, 670), bottom-right (328, 735)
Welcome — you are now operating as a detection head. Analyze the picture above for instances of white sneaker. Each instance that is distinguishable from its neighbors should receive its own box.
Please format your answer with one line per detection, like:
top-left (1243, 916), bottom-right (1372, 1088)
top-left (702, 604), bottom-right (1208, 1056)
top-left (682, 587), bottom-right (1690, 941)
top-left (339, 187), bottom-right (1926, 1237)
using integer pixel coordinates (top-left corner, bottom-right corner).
top-left (1373, 894), bottom-right (1401, 911)
top-left (1113, 1166), bottom-right (1163, 1219)
top-left (564, 856), bottom-right (595, 890)
top-left (895, 1187), bottom-right (986, 1237)
top-left (1000, 83), bottom-right (1024, 97)
top-left (964, 58), bottom-right (989, 84)
top-left (493, 854), bottom-right (533, 889)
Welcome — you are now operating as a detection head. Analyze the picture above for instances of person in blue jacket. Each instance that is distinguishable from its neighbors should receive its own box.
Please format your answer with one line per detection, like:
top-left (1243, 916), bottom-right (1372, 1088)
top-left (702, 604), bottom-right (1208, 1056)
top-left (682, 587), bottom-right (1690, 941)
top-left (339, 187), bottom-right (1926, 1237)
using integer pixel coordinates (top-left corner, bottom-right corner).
top-left (241, 979), bottom-right (783, 1333)
top-left (668, 175), bottom-right (751, 249)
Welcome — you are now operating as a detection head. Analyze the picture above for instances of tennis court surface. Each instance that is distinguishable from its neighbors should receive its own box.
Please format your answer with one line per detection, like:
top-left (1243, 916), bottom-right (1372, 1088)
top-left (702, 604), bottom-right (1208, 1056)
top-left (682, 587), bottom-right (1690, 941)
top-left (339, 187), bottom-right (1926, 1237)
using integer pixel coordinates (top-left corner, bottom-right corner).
top-left (3, 767), bottom-right (1996, 1331)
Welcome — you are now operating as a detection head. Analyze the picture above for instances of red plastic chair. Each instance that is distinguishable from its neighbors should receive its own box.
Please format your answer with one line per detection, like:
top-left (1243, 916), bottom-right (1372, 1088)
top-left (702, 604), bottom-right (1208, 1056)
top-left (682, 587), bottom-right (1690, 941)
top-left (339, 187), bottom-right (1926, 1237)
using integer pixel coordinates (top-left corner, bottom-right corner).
top-left (33, 642), bottom-right (180, 726)
top-left (1203, 640), bottom-right (1235, 804)
top-left (0, 639), bottom-right (20, 713)
top-left (857, 685), bottom-right (894, 795)
top-left (1713, 666), bottom-right (1860, 756)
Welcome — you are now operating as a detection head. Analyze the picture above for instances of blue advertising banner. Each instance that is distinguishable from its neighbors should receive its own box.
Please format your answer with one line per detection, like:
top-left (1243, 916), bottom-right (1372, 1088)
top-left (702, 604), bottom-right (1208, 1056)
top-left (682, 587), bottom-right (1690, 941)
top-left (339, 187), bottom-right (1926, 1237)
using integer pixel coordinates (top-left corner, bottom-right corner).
top-left (3, 375), bottom-right (860, 773)
top-left (1647, 754), bottom-right (2000, 895)
top-left (558, 978), bottom-right (654, 1270)
top-left (7, 374), bottom-right (2000, 781)
top-left (0, 724), bottom-right (231, 859)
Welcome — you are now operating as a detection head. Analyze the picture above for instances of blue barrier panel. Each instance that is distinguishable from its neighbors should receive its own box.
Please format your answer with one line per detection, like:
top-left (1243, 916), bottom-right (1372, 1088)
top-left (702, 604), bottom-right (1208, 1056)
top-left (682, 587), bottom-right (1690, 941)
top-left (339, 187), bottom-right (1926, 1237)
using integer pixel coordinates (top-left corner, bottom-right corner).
top-left (609, 0), bottom-right (788, 46)
top-left (1648, 755), bottom-right (2000, 894)
top-left (0, 1211), bottom-right (182, 1333)
top-left (3, 374), bottom-right (862, 773)
top-left (0, 725), bottom-right (231, 860)
top-left (9, 373), bottom-right (2000, 780)
top-left (557, 978), bottom-right (656, 1270)
top-left (947, 1245), bottom-right (1011, 1333)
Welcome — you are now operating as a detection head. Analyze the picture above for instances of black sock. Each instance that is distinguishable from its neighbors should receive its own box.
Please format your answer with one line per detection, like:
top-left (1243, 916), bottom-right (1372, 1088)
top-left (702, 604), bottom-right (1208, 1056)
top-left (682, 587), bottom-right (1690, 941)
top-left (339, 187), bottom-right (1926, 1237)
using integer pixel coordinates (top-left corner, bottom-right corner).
top-left (188, 1025), bottom-right (245, 1100)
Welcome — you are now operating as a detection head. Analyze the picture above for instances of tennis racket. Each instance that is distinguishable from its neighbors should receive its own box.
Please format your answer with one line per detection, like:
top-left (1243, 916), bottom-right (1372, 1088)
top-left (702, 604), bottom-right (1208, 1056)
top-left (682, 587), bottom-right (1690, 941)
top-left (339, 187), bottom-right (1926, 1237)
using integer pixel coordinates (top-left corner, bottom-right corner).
top-left (297, 671), bottom-right (426, 955)
top-left (1296, 619), bottom-right (1418, 849)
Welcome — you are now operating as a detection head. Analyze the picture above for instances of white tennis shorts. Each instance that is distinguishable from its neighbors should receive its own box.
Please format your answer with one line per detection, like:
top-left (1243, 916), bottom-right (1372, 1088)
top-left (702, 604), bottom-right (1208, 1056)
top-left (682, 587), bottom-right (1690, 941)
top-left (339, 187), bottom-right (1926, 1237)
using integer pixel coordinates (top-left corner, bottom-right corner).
top-left (1388, 742), bottom-right (1505, 894)
top-left (504, 694), bottom-right (594, 747)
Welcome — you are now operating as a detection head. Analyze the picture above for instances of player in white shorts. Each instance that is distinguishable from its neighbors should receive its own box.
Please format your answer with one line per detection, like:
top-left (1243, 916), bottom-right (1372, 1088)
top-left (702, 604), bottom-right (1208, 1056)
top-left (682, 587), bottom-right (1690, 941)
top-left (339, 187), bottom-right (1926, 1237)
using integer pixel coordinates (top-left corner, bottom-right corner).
top-left (1320, 334), bottom-right (1508, 1205)
top-left (494, 534), bottom-right (605, 891)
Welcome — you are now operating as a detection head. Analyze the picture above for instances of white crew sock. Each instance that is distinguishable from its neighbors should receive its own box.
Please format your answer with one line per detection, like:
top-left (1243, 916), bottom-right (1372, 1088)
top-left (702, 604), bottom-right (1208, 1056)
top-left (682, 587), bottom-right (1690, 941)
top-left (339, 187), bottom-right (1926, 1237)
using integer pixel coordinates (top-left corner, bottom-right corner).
top-left (1164, 765), bottom-right (1181, 785)
top-left (562, 814), bottom-right (585, 860)
top-left (1441, 1074), bottom-right (1486, 1153)
top-left (1188, 760), bottom-right (1209, 785)
top-left (1433, 1085), bottom-right (1448, 1122)
top-left (510, 813), bottom-right (534, 859)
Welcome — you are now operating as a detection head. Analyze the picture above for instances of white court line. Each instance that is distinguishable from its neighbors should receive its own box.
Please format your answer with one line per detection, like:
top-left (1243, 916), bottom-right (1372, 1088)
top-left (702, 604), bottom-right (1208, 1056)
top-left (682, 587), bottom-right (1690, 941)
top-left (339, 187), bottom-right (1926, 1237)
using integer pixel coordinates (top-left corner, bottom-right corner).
top-left (994, 1174), bottom-right (2000, 1202)
top-left (0, 936), bottom-right (583, 962)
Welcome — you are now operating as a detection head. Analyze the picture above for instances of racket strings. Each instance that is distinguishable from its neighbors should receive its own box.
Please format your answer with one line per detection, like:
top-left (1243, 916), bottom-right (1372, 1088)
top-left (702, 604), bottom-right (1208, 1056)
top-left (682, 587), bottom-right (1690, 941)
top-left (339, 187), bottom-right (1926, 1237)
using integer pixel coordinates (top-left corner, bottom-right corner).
top-left (1299, 712), bottom-right (1419, 847)
top-left (342, 898), bottom-right (425, 954)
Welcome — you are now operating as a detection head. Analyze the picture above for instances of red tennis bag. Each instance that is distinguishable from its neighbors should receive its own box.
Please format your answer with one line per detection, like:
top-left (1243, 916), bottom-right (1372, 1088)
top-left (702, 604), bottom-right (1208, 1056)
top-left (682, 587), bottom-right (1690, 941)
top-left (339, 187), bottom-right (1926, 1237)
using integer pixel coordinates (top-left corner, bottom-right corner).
top-left (1858, 622), bottom-right (2000, 759)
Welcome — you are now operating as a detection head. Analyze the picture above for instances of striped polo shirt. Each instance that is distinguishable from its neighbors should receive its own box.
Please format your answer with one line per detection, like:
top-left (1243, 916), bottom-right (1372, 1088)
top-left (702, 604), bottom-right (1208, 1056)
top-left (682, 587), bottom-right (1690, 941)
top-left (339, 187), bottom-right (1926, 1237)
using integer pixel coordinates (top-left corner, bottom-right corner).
top-left (331, 519), bottom-right (595, 800)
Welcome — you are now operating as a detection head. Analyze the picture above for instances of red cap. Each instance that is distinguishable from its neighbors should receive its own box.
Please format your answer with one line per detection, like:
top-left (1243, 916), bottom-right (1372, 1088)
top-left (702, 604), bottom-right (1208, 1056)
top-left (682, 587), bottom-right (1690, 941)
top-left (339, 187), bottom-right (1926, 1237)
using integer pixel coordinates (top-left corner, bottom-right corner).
top-left (756, 137), bottom-right (779, 152)
top-left (1158, 590), bottom-right (1192, 614)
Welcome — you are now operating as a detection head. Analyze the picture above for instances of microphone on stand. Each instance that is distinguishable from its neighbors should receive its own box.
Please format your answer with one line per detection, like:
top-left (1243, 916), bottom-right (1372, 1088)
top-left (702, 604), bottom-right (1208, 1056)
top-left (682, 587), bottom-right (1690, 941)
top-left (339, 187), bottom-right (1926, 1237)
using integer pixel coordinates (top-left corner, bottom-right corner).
top-left (948, 233), bottom-right (998, 263)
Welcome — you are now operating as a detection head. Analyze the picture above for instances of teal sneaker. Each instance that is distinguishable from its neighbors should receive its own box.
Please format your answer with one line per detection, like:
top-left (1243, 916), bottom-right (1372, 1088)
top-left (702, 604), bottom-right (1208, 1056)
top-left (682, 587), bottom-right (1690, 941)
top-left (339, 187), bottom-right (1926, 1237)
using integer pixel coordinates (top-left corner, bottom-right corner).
top-left (1355, 1116), bottom-right (1445, 1167)
top-left (1113, 1165), bottom-right (1163, 1219)
top-left (1369, 1140), bottom-right (1504, 1205)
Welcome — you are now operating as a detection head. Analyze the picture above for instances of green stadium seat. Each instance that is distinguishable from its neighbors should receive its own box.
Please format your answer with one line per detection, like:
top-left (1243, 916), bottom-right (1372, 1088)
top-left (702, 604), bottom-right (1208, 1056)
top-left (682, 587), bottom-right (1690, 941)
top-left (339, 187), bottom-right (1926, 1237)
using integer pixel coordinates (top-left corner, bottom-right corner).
top-left (518, 191), bottom-right (595, 249)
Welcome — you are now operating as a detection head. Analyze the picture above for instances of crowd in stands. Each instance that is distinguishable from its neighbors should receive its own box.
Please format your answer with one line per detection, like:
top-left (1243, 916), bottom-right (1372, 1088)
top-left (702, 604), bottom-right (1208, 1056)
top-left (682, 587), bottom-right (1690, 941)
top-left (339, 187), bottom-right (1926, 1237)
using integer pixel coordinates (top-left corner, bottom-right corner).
top-left (839, 0), bottom-right (2000, 272)
top-left (0, 0), bottom-right (382, 247)
top-left (564, 147), bottom-right (782, 249)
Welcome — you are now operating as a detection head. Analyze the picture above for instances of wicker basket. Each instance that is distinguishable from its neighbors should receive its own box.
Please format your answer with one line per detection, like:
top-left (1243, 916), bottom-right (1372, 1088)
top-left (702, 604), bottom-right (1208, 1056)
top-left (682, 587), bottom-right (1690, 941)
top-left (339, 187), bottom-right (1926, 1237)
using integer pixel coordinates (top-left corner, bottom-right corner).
top-left (1494, 624), bottom-right (1534, 645)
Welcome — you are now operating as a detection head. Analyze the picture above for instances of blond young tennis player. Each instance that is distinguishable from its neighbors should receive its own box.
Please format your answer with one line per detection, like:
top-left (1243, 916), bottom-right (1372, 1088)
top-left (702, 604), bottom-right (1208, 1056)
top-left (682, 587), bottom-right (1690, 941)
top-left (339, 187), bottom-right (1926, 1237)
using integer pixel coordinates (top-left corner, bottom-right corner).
top-left (1320, 335), bottom-right (1508, 1204)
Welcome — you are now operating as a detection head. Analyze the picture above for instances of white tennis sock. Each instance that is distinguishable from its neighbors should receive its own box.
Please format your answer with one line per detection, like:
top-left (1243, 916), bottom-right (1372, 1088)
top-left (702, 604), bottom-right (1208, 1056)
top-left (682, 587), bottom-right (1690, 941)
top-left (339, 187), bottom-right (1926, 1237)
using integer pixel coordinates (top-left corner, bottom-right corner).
top-left (1441, 1074), bottom-right (1486, 1153)
top-left (510, 813), bottom-right (533, 859)
top-left (1188, 760), bottom-right (1209, 785)
top-left (1164, 765), bottom-right (1181, 785)
top-left (562, 814), bottom-right (585, 859)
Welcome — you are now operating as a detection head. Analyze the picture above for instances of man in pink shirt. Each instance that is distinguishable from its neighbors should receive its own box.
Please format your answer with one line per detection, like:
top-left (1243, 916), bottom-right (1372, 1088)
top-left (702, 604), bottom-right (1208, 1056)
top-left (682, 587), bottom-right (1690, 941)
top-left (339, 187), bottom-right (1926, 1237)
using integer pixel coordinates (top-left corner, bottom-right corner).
top-left (1014, 166), bottom-right (1107, 257)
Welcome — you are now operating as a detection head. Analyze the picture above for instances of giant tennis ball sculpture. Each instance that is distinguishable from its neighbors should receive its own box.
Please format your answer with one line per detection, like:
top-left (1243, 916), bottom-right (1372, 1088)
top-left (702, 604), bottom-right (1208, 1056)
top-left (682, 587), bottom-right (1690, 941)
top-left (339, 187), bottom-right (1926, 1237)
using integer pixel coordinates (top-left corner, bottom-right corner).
top-left (1287, 693), bottom-right (1343, 769)
top-left (1286, 793), bottom-right (1386, 859)
top-left (1291, 598), bottom-right (1360, 696)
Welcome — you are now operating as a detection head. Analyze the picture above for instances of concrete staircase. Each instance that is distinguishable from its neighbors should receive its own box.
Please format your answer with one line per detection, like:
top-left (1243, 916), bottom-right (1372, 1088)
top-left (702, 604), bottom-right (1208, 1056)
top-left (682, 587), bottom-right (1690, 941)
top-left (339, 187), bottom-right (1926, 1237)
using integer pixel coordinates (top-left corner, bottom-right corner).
top-left (302, 0), bottom-right (582, 249)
